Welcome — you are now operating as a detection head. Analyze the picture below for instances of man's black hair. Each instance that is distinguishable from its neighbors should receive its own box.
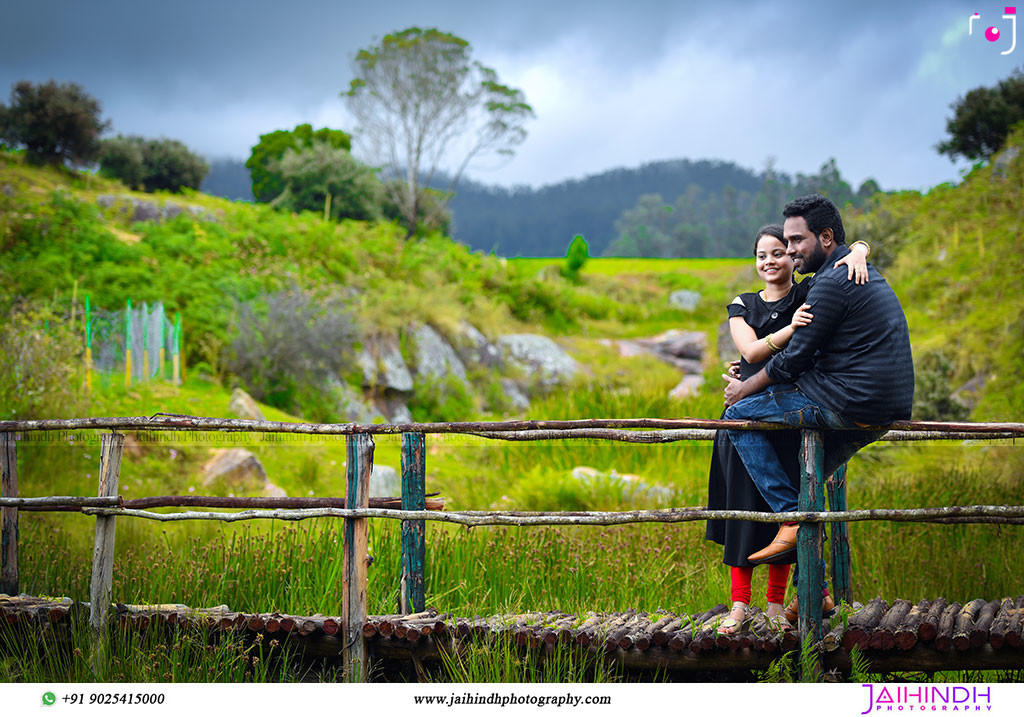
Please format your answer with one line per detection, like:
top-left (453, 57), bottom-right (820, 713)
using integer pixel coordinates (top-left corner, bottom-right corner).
top-left (782, 194), bottom-right (846, 245)
top-left (752, 223), bottom-right (785, 255)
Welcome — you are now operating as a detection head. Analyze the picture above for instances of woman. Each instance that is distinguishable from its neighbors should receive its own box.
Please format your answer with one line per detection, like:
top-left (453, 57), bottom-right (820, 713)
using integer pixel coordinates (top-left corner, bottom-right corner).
top-left (706, 224), bottom-right (869, 633)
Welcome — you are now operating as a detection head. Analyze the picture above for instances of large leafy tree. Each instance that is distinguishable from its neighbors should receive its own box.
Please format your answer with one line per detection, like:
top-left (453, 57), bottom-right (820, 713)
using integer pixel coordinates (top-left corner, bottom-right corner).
top-left (344, 27), bottom-right (533, 237)
top-left (0, 80), bottom-right (109, 166)
top-left (246, 124), bottom-right (352, 203)
top-left (269, 139), bottom-right (381, 221)
top-left (937, 68), bottom-right (1024, 161)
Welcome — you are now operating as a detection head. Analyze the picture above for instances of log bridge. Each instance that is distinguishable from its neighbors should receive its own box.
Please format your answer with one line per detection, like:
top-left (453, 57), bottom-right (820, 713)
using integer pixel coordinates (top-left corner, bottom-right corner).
top-left (4, 595), bottom-right (1024, 676)
top-left (1, 416), bottom-right (1023, 681)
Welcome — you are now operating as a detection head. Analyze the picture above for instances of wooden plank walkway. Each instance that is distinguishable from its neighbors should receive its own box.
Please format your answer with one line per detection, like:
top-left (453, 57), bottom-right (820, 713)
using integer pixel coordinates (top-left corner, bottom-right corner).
top-left (3, 594), bottom-right (1024, 675)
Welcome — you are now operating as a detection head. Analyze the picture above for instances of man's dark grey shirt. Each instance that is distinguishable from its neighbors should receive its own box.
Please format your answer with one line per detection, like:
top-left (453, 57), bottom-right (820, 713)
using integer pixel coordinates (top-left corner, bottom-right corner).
top-left (764, 244), bottom-right (914, 424)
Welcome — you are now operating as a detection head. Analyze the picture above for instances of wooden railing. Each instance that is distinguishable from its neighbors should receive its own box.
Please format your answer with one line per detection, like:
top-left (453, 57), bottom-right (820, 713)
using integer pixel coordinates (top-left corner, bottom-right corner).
top-left (1, 416), bottom-right (1022, 681)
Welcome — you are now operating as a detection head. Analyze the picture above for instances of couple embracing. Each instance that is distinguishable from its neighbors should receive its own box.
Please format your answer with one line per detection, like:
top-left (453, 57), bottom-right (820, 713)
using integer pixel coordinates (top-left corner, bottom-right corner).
top-left (705, 194), bottom-right (914, 635)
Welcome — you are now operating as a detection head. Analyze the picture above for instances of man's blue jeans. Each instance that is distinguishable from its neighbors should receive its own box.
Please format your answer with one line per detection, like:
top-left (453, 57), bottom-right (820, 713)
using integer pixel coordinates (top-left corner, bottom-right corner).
top-left (723, 384), bottom-right (886, 513)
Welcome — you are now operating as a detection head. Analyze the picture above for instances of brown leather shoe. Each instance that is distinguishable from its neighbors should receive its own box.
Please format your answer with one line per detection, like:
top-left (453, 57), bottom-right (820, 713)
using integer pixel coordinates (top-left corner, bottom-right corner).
top-left (747, 524), bottom-right (798, 564)
top-left (783, 594), bottom-right (836, 624)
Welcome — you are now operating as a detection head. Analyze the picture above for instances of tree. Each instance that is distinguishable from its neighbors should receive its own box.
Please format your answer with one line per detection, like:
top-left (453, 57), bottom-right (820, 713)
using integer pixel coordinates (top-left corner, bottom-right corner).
top-left (98, 135), bottom-right (208, 193)
top-left (246, 124), bottom-right (352, 203)
top-left (344, 27), bottom-right (533, 237)
top-left (937, 69), bottom-right (1024, 161)
top-left (0, 80), bottom-right (108, 166)
top-left (270, 139), bottom-right (381, 221)
top-left (563, 234), bottom-right (589, 281)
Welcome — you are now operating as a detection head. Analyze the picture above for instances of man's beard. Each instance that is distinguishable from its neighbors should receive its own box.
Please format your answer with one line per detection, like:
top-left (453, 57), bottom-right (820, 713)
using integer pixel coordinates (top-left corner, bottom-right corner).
top-left (793, 238), bottom-right (827, 274)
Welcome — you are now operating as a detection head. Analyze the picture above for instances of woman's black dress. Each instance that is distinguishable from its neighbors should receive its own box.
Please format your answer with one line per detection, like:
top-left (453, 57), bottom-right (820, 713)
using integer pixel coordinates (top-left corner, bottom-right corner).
top-left (704, 283), bottom-right (809, 567)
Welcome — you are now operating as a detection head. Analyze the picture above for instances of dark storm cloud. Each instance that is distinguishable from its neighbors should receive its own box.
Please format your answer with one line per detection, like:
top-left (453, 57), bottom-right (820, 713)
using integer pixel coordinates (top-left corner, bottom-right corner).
top-left (0, 0), bottom-right (1016, 189)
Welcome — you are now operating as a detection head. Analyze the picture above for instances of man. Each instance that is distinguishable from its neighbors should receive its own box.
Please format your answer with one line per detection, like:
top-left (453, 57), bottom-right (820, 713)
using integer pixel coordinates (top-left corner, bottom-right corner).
top-left (722, 194), bottom-right (914, 568)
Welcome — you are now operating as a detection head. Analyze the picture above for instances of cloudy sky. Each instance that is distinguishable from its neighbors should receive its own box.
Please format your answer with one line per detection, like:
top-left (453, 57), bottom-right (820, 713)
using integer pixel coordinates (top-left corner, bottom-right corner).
top-left (2, 0), bottom-right (1020, 191)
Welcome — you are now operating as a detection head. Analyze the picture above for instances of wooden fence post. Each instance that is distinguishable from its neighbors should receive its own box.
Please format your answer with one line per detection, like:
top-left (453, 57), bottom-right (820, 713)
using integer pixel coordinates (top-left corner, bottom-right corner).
top-left (827, 462), bottom-right (852, 605)
top-left (90, 432), bottom-right (124, 677)
top-left (400, 433), bottom-right (426, 614)
top-left (343, 433), bottom-right (373, 682)
top-left (1, 433), bottom-right (18, 596)
top-left (797, 429), bottom-right (825, 681)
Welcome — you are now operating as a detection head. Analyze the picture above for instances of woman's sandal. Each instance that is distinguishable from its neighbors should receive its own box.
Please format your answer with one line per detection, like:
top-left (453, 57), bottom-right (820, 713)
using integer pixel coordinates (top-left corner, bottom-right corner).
top-left (717, 603), bottom-right (752, 635)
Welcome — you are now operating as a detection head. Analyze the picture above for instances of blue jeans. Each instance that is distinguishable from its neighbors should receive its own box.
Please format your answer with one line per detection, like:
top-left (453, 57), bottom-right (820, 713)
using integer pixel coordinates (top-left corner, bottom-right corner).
top-left (723, 384), bottom-right (886, 513)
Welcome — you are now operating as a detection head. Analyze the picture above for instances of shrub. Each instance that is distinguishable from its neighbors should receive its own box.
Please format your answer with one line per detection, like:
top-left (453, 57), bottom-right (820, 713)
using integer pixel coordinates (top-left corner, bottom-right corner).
top-left (0, 302), bottom-right (85, 420)
top-left (99, 135), bottom-right (208, 193)
top-left (912, 349), bottom-right (970, 421)
top-left (0, 80), bottom-right (109, 166)
top-left (223, 288), bottom-right (359, 417)
top-left (562, 234), bottom-right (588, 281)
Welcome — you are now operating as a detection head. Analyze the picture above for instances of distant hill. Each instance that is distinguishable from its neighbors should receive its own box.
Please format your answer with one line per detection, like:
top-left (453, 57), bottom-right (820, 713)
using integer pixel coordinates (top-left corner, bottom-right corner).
top-left (201, 158), bottom-right (254, 202)
top-left (445, 159), bottom-right (766, 257)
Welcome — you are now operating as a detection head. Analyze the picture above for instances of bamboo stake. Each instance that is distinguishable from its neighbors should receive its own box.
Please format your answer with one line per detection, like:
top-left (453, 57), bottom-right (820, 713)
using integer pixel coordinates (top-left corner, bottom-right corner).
top-left (89, 432), bottom-right (124, 678)
top-left (0, 433), bottom-right (18, 596)
top-left (797, 429), bottom-right (825, 682)
top-left (400, 433), bottom-right (426, 614)
top-left (342, 433), bottom-right (373, 683)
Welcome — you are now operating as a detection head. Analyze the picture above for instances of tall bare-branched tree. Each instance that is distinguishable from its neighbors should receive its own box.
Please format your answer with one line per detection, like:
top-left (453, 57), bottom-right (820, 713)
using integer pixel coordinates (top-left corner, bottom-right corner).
top-left (344, 27), bottom-right (533, 237)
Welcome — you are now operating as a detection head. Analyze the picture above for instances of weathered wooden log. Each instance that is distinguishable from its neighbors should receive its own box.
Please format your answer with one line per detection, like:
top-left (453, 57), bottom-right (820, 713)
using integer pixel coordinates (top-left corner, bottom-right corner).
top-left (322, 617), bottom-right (340, 636)
top-left (602, 613), bottom-right (634, 652)
top-left (120, 494), bottom-right (444, 511)
top-left (953, 598), bottom-right (986, 651)
top-left (688, 605), bottom-right (729, 654)
top-left (90, 432), bottom-right (124, 677)
top-left (822, 622), bottom-right (844, 652)
top-left (362, 620), bottom-right (378, 638)
top-left (616, 614), bottom-right (649, 650)
top-left (1007, 597), bottom-right (1024, 648)
top-left (247, 614), bottom-right (266, 631)
top-left (970, 600), bottom-right (1001, 649)
top-left (573, 613), bottom-right (603, 646)
top-left (342, 433), bottom-right (373, 682)
top-left (649, 615), bottom-right (682, 646)
top-left (988, 599), bottom-right (1014, 649)
top-left (919, 597), bottom-right (947, 642)
top-left (844, 598), bottom-right (889, 651)
top-left (935, 602), bottom-right (962, 652)
top-left (870, 599), bottom-right (912, 650)
top-left (894, 599), bottom-right (930, 650)
top-left (666, 626), bottom-right (692, 653)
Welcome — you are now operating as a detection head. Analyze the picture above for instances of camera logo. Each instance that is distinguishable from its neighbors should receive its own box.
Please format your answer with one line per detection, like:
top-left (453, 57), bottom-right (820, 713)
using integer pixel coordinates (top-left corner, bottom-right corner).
top-left (970, 8), bottom-right (1017, 55)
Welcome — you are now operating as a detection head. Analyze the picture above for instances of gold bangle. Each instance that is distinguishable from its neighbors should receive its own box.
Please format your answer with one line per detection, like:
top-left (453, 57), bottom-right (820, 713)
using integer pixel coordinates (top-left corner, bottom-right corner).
top-left (851, 240), bottom-right (870, 254)
top-left (765, 333), bottom-right (781, 353)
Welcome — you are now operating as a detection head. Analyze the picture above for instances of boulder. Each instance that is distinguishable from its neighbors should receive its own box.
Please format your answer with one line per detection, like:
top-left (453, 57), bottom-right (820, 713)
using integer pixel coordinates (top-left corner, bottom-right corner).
top-left (669, 375), bottom-right (705, 400)
top-left (263, 483), bottom-right (288, 498)
top-left (229, 388), bottom-right (266, 421)
top-left (499, 378), bottom-right (530, 413)
top-left (453, 321), bottom-right (502, 369)
top-left (369, 465), bottom-right (401, 497)
top-left (992, 145), bottom-right (1020, 179)
top-left (325, 376), bottom-right (385, 424)
top-left (952, 374), bottom-right (988, 410)
top-left (668, 289), bottom-right (701, 312)
top-left (202, 449), bottom-right (268, 491)
top-left (608, 329), bottom-right (706, 374)
top-left (357, 335), bottom-right (414, 392)
top-left (569, 466), bottom-right (674, 504)
top-left (497, 334), bottom-right (579, 387)
top-left (386, 400), bottom-right (413, 424)
top-left (411, 323), bottom-right (467, 381)
top-left (717, 320), bottom-right (738, 364)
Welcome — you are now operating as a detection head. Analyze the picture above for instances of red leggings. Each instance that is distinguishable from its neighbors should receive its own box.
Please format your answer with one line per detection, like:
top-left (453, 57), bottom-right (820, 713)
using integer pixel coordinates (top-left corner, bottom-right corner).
top-left (730, 565), bottom-right (790, 605)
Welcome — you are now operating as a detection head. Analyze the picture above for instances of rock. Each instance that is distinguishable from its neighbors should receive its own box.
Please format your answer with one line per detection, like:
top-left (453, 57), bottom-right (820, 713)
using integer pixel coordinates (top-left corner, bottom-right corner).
top-left (411, 323), bottom-right (467, 381)
top-left (357, 335), bottom-right (414, 392)
top-left (453, 321), bottom-right (502, 369)
top-left (162, 203), bottom-right (184, 221)
top-left (609, 329), bottom-right (706, 374)
top-left (669, 375), bottom-right (705, 400)
top-left (325, 376), bottom-right (385, 423)
top-left (1, 184), bottom-right (13, 197)
top-left (202, 449), bottom-right (268, 491)
top-left (668, 289), bottom-right (702, 311)
top-left (369, 465), bottom-right (400, 497)
top-left (97, 194), bottom-right (117, 208)
top-left (569, 466), bottom-right (674, 504)
top-left (131, 198), bottom-right (161, 223)
top-left (497, 334), bottom-right (579, 386)
top-left (263, 483), bottom-right (288, 498)
top-left (499, 378), bottom-right (530, 413)
top-left (386, 400), bottom-right (413, 424)
top-left (229, 388), bottom-right (266, 421)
